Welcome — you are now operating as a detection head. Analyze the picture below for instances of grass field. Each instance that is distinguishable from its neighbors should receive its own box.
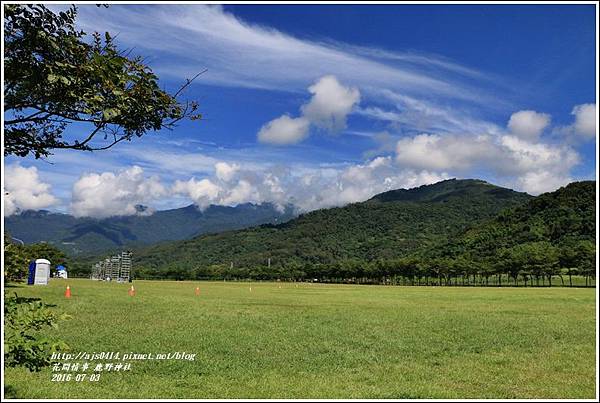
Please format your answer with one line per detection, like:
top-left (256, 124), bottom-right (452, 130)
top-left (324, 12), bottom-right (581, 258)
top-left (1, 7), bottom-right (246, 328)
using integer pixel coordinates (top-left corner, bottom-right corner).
top-left (3, 279), bottom-right (597, 399)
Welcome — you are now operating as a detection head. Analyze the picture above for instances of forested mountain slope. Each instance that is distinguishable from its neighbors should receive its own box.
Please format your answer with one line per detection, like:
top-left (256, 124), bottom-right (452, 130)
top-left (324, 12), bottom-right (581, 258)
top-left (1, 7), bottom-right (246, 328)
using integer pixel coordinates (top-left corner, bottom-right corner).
top-left (433, 180), bottom-right (595, 262)
top-left (133, 179), bottom-right (532, 274)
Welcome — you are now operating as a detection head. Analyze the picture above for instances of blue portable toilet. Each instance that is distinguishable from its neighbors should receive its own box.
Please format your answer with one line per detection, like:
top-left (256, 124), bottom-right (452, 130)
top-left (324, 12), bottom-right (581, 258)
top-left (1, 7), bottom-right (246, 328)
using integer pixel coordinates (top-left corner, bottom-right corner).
top-left (27, 261), bottom-right (36, 285)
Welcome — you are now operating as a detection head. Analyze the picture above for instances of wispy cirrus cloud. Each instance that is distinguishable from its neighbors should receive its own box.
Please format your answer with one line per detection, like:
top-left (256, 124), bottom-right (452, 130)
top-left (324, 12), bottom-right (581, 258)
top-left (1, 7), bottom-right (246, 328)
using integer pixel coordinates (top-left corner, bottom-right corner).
top-left (356, 90), bottom-right (503, 135)
top-left (71, 4), bottom-right (503, 108)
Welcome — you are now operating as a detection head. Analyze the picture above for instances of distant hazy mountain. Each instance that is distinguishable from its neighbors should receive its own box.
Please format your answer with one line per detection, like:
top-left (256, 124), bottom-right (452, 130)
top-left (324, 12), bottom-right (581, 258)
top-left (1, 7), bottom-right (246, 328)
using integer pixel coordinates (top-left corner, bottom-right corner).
top-left (5, 203), bottom-right (296, 255)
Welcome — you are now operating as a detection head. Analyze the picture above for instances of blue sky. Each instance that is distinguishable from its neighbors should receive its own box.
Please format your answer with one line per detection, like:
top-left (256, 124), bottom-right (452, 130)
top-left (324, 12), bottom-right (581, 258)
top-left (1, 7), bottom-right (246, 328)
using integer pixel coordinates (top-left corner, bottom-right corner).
top-left (4, 3), bottom-right (597, 218)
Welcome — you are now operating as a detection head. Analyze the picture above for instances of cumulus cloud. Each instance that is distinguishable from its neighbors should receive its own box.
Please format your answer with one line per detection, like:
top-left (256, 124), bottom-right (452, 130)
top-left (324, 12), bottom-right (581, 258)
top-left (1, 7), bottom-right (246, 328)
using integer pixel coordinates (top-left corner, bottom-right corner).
top-left (71, 166), bottom-right (167, 218)
top-left (513, 171), bottom-right (574, 196)
top-left (220, 180), bottom-right (259, 206)
top-left (173, 159), bottom-right (448, 212)
top-left (322, 157), bottom-right (447, 208)
top-left (258, 76), bottom-right (360, 145)
top-left (553, 103), bottom-right (597, 141)
top-left (571, 103), bottom-right (596, 138)
top-left (4, 164), bottom-right (58, 216)
top-left (300, 75), bottom-right (361, 132)
top-left (214, 162), bottom-right (240, 182)
top-left (497, 135), bottom-right (579, 178)
top-left (396, 133), bottom-right (495, 171)
top-left (172, 178), bottom-right (221, 210)
top-left (507, 110), bottom-right (551, 141)
top-left (394, 130), bottom-right (579, 195)
top-left (257, 115), bottom-right (310, 145)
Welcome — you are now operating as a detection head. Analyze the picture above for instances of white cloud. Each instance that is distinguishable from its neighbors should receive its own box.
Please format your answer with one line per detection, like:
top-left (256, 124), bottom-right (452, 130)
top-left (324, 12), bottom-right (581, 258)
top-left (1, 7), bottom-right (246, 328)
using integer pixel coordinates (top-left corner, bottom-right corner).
top-left (513, 171), bottom-right (574, 196)
top-left (322, 156), bottom-right (447, 208)
top-left (396, 133), bottom-right (495, 171)
top-left (4, 164), bottom-right (58, 216)
top-left (507, 110), bottom-right (551, 141)
top-left (394, 130), bottom-right (579, 195)
top-left (119, 147), bottom-right (220, 176)
top-left (257, 115), bottom-right (310, 145)
top-left (300, 75), bottom-right (360, 132)
top-left (356, 90), bottom-right (503, 136)
top-left (7, 3), bottom-right (590, 209)
top-left (172, 178), bottom-right (222, 210)
top-left (498, 135), bottom-right (579, 178)
top-left (572, 103), bottom-right (596, 138)
top-left (71, 166), bottom-right (167, 218)
top-left (214, 162), bottom-right (240, 182)
top-left (220, 180), bottom-right (259, 206)
top-left (552, 103), bottom-right (596, 142)
top-left (171, 157), bottom-right (449, 212)
top-left (258, 76), bottom-right (360, 145)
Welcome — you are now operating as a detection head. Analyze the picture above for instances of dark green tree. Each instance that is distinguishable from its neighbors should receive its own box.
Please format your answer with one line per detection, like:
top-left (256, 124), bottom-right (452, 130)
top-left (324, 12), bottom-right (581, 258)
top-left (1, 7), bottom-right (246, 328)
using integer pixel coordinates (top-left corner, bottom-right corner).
top-left (3, 234), bottom-right (69, 281)
top-left (3, 232), bottom-right (30, 281)
top-left (508, 242), bottom-right (559, 287)
top-left (561, 240), bottom-right (596, 286)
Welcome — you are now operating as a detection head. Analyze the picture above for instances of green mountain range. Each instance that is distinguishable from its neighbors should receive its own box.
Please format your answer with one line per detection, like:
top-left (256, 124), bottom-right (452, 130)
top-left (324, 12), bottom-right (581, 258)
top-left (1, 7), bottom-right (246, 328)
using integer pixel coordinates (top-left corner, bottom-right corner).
top-left (434, 180), bottom-right (595, 261)
top-left (132, 179), bottom-right (535, 274)
top-left (4, 203), bottom-right (295, 255)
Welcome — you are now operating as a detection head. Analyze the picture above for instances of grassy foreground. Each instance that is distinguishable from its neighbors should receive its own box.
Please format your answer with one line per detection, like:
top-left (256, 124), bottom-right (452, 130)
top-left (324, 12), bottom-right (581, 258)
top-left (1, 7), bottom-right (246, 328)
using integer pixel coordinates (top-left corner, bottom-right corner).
top-left (3, 279), bottom-right (596, 399)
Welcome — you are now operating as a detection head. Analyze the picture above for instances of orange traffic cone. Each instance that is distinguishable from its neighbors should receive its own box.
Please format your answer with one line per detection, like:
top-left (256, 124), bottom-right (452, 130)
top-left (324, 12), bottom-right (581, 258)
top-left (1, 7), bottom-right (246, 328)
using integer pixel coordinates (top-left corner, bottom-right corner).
top-left (64, 285), bottom-right (71, 298)
top-left (128, 285), bottom-right (136, 296)
top-left (195, 287), bottom-right (200, 296)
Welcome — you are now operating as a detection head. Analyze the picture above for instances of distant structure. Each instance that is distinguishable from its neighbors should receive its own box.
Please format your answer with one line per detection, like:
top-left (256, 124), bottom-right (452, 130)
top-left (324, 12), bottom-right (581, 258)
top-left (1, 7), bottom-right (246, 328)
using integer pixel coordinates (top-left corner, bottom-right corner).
top-left (55, 265), bottom-right (68, 279)
top-left (91, 251), bottom-right (133, 282)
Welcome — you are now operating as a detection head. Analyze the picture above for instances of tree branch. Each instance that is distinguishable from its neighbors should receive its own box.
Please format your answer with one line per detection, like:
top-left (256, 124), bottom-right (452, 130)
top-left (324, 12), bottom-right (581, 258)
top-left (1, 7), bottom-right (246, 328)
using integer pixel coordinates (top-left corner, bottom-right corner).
top-left (173, 69), bottom-right (207, 98)
top-left (4, 110), bottom-right (49, 125)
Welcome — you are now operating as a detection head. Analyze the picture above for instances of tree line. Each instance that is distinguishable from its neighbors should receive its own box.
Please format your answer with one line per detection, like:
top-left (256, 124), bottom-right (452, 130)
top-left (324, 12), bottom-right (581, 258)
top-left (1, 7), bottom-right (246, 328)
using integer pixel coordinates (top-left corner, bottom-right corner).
top-left (3, 233), bottom-right (69, 281)
top-left (131, 239), bottom-right (595, 287)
